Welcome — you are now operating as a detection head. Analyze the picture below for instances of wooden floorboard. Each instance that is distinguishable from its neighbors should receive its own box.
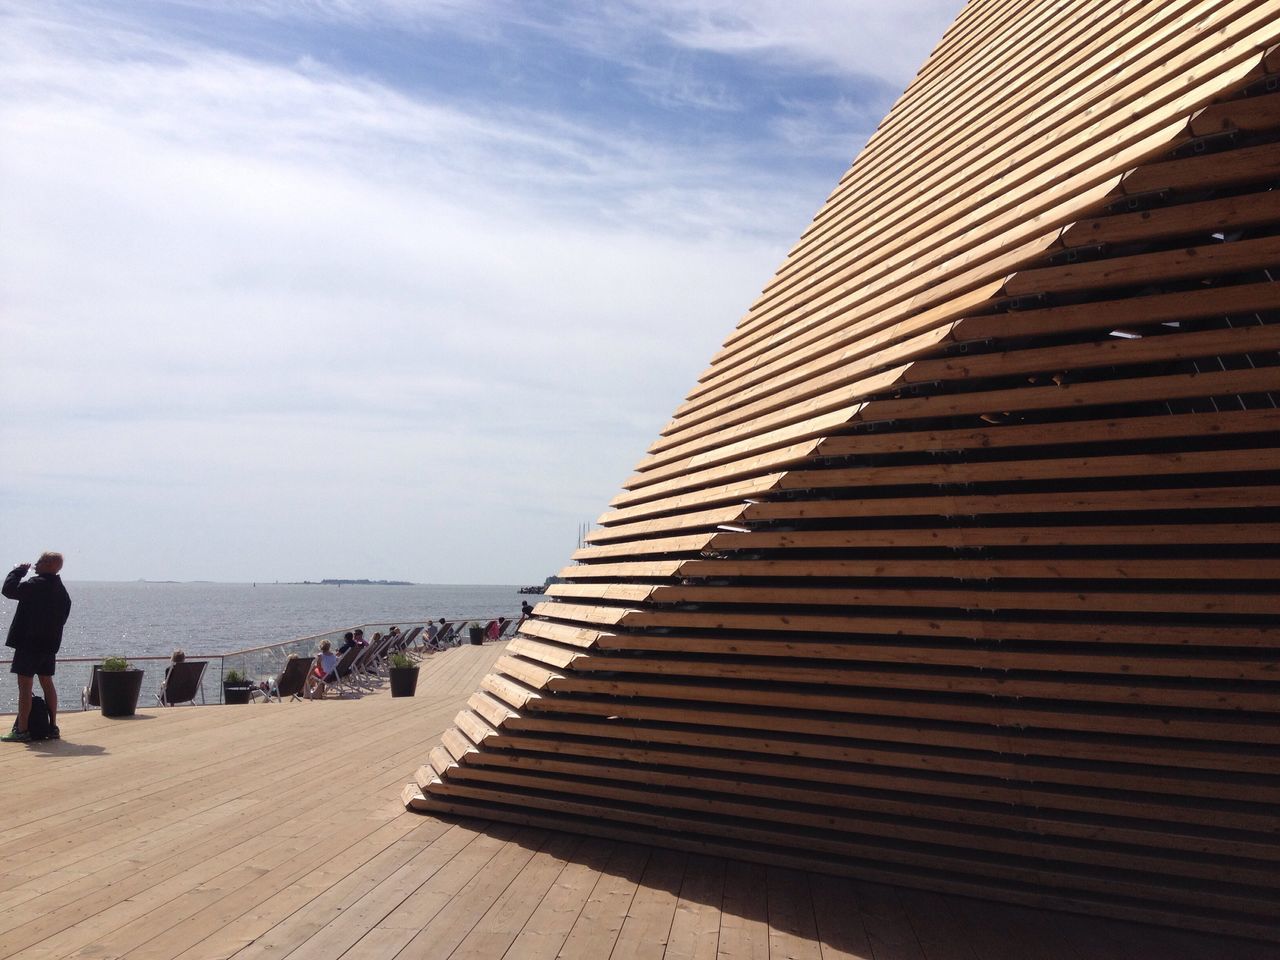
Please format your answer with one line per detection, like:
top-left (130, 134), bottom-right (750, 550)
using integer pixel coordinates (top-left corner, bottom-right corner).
top-left (0, 638), bottom-right (1271, 960)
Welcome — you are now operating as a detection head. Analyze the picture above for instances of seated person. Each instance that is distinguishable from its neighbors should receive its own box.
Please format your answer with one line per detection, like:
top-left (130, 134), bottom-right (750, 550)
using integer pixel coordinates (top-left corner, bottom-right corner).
top-left (305, 640), bottom-right (339, 699)
top-left (163, 649), bottom-right (185, 682)
top-left (335, 631), bottom-right (356, 654)
top-left (337, 630), bottom-right (367, 677)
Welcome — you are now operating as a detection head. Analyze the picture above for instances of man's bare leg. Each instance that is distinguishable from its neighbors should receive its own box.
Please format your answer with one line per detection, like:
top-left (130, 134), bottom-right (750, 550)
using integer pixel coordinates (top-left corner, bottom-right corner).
top-left (38, 675), bottom-right (57, 727)
top-left (15, 675), bottom-right (33, 733)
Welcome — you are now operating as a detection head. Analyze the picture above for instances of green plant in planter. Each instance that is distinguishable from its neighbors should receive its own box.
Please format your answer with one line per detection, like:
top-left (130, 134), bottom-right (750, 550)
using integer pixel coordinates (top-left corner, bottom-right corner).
top-left (98, 657), bottom-right (143, 717)
top-left (222, 668), bottom-right (253, 704)
top-left (388, 651), bottom-right (419, 697)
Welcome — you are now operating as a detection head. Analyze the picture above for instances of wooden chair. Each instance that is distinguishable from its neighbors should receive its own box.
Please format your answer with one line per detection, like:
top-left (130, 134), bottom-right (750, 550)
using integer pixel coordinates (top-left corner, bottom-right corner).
top-left (350, 633), bottom-right (395, 689)
top-left (254, 656), bottom-right (312, 702)
top-left (396, 626), bottom-right (422, 653)
top-left (157, 661), bottom-right (207, 706)
top-left (308, 646), bottom-right (362, 699)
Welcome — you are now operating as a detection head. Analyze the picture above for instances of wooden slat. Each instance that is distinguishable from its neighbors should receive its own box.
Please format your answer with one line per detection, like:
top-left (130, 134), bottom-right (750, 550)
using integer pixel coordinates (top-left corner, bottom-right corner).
top-left (814, 407), bottom-right (1280, 457)
top-left (1190, 87), bottom-right (1280, 134)
top-left (1060, 188), bottom-right (1280, 247)
top-left (1004, 235), bottom-right (1280, 298)
top-left (903, 322), bottom-right (1280, 386)
top-left (951, 279), bottom-right (1280, 342)
top-left (1121, 138), bottom-right (1280, 194)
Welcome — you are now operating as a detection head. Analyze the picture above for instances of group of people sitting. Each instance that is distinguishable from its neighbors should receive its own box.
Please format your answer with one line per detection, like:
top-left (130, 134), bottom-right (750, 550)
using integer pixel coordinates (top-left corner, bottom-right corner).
top-left (304, 626), bottom-right (401, 699)
top-left (299, 610), bottom-right (532, 699)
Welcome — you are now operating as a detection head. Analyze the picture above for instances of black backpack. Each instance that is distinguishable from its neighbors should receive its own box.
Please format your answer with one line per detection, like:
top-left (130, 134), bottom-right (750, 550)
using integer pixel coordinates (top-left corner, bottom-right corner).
top-left (12, 695), bottom-right (53, 740)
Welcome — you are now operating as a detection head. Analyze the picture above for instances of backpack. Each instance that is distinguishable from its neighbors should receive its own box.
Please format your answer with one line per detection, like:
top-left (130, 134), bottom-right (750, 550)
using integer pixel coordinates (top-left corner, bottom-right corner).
top-left (20, 695), bottom-right (53, 740)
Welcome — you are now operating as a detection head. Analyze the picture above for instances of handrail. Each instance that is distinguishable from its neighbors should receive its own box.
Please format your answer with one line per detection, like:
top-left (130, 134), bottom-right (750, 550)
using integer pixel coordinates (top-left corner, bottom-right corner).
top-left (213, 616), bottom-right (504, 659)
top-left (0, 617), bottom-right (506, 665)
top-left (0, 614), bottom-right (514, 713)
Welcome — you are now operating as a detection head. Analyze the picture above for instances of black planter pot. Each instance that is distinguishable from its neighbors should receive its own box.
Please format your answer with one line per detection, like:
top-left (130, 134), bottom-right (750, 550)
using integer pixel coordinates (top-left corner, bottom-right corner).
top-left (99, 669), bottom-right (144, 718)
top-left (223, 683), bottom-right (254, 705)
top-left (389, 666), bottom-right (420, 698)
top-left (468, 625), bottom-right (485, 645)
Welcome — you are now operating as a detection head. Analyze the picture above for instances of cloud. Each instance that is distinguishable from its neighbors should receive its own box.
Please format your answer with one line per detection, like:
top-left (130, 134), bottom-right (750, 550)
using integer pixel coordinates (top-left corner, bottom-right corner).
top-left (0, 0), bottom-right (958, 582)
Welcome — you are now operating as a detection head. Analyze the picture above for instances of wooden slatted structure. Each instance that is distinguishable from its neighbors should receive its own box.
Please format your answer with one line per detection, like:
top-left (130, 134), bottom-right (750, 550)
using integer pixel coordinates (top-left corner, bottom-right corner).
top-left (405, 0), bottom-right (1280, 942)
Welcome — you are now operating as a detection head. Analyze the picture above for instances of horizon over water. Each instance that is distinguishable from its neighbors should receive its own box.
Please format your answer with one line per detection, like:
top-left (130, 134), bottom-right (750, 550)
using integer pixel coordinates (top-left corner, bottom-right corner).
top-left (0, 580), bottom-right (532, 661)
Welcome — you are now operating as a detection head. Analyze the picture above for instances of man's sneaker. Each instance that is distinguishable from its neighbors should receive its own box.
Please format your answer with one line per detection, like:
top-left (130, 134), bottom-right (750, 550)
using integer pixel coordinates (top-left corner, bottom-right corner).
top-left (48, 725), bottom-right (60, 740)
top-left (1, 729), bottom-right (31, 743)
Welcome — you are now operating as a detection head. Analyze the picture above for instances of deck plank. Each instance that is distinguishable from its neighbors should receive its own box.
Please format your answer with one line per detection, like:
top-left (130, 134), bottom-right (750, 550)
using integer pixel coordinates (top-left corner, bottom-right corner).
top-left (609, 848), bottom-right (687, 960)
top-left (807, 876), bottom-right (873, 960)
top-left (663, 855), bottom-right (724, 960)
top-left (848, 882), bottom-right (927, 960)
top-left (446, 830), bottom-right (582, 960)
top-left (390, 826), bottom-right (547, 959)
top-left (555, 843), bottom-right (651, 960)
top-left (498, 837), bottom-right (618, 960)
top-left (716, 861), bottom-right (769, 960)
top-left (766, 867), bottom-right (822, 960)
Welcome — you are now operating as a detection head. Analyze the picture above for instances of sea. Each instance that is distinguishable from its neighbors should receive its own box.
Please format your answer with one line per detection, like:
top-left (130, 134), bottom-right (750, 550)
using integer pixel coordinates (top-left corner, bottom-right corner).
top-left (0, 580), bottom-right (536, 714)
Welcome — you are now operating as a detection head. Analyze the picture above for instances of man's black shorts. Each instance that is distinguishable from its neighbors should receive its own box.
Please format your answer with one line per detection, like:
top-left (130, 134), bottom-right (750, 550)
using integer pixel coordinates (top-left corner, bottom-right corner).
top-left (9, 648), bottom-right (56, 677)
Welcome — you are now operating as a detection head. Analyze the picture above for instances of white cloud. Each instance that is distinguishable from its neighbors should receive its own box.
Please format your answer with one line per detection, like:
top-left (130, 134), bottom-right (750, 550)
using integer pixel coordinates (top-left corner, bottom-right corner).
top-left (0, 1), bottom-right (958, 582)
top-left (0, 6), bottom-right (801, 581)
top-left (648, 0), bottom-right (963, 80)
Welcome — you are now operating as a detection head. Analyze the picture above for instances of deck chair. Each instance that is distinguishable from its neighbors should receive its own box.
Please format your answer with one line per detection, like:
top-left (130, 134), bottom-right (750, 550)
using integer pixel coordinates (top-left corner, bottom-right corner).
top-left (157, 660), bottom-right (207, 706)
top-left (352, 632), bottom-right (397, 688)
top-left (255, 656), bottom-right (312, 702)
top-left (498, 617), bottom-right (518, 639)
top-left (308, 645), bottom-right (362, 699)
top-left (435, 621), bottom-right (460, 647)
top-left (81, 664), bottom-right (102, 710)
top-left (387, 626), bottom-right (422, 660)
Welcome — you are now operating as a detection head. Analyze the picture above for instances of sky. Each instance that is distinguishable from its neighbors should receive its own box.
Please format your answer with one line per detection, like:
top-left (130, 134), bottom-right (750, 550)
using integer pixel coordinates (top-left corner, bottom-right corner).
top-left (1, 0), bottom-right (962, 584)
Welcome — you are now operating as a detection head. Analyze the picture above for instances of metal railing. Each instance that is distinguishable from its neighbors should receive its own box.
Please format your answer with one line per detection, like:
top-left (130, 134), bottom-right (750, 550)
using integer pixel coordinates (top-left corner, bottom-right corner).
top-left (0, 615), bottom-right (515, 714)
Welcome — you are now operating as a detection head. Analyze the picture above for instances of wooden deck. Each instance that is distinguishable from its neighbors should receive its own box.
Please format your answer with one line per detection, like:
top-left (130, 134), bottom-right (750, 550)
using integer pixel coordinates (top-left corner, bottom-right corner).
top-left (0, 640), bottom-right (1268, 960)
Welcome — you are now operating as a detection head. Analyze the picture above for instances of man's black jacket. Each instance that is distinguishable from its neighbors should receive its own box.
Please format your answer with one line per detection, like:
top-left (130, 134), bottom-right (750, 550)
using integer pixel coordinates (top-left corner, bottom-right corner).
top-left (3, 569), bottom-right (71, 654)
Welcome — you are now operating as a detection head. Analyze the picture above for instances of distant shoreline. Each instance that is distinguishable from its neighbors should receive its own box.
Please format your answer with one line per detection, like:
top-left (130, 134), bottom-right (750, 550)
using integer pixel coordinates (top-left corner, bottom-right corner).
top-left (301, 579), bottom-right (415, 586)
top-left (134, 578), bottom-right (418, 586)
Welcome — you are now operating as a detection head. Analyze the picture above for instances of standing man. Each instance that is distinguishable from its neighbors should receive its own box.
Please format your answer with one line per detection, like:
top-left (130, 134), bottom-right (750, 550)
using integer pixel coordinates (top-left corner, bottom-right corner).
top-left (3, 552), bottom-right (71, 742)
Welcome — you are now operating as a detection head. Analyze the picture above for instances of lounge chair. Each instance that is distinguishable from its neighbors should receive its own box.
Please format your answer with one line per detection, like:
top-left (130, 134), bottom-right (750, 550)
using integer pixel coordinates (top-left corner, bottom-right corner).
top-left (157, 660), bottom-right (208, 706)
top-left (254, 656), bottom-right (312, 703)
top-left (308, 645), bottom-right (362, 699)
top-left (81, 664), bottom-right (101, 711)
top-left (350, 633), bottom-right (395, 689)
top-left (396, 626), bottom-right (422, 652)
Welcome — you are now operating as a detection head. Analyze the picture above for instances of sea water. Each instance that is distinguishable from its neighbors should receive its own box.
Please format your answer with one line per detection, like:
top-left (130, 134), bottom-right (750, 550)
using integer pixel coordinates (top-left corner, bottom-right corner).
top-left (0, 580), bottom-right (535, 713)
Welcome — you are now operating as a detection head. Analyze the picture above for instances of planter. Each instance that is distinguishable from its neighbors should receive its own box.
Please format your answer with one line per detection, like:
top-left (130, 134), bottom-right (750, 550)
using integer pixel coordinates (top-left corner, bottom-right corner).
top-left (389, 666), bottom-right (420, 698)
top-left (223, 682), bottom-right (254, 705)
top-left (468, 625), bottom-right (485, 645)
top-left (99, 669), bottom-right (144, 718)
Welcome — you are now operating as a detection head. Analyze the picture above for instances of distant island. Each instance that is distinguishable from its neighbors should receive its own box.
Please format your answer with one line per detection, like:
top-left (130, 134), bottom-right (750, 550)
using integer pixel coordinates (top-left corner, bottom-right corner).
top-left (518, 576), bottom-right (562, 594)
top-left (300, 578), bottom-right (416, 586)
